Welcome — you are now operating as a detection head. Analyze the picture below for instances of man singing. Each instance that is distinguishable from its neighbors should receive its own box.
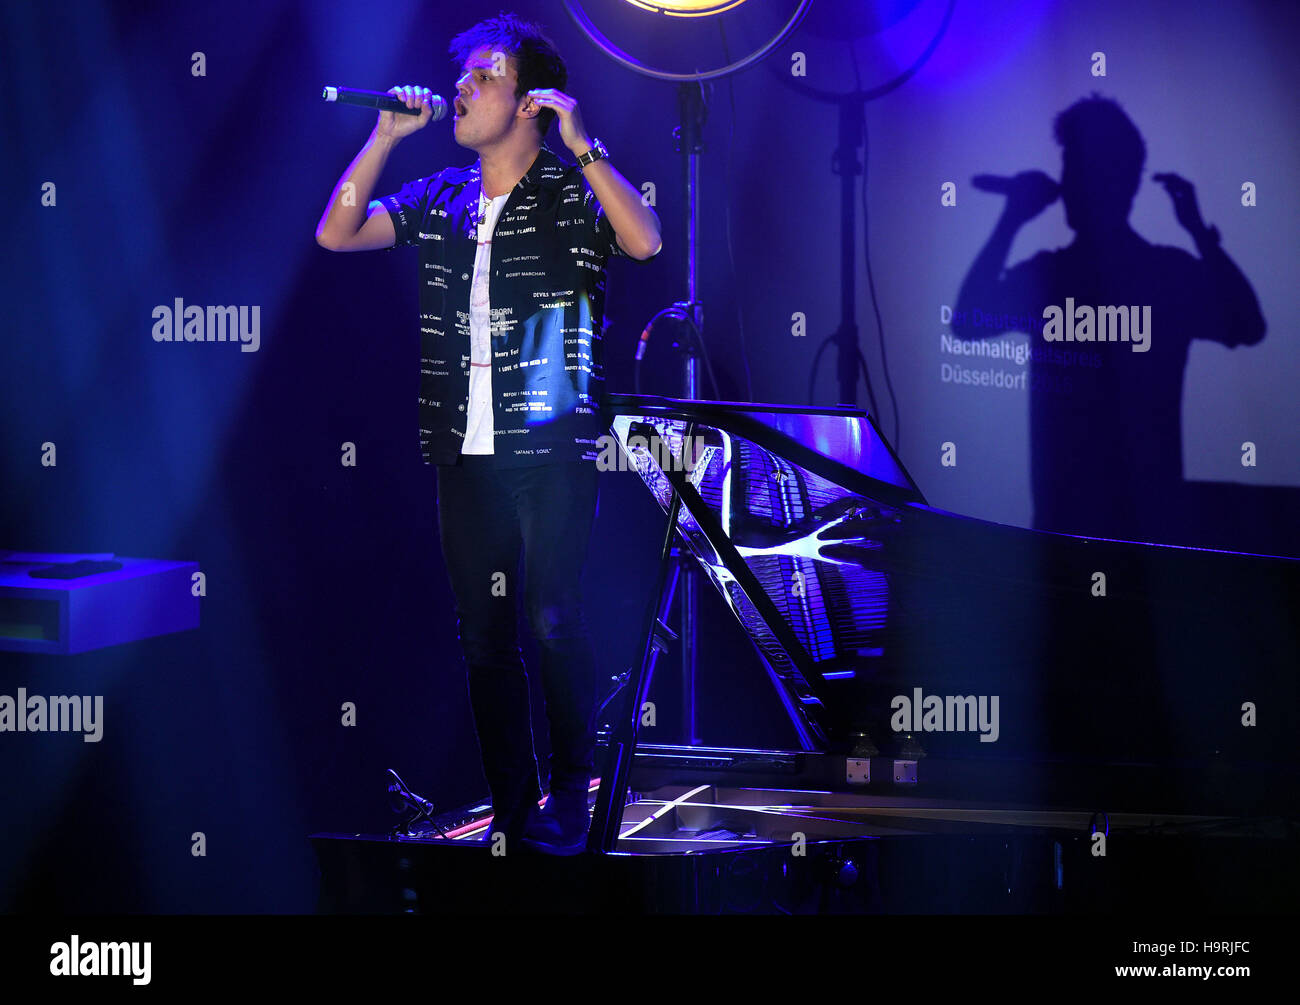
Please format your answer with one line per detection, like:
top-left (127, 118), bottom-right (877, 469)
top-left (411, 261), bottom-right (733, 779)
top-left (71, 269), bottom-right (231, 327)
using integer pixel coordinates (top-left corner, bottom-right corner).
top-left (315, 13), bottom-right (661, 854)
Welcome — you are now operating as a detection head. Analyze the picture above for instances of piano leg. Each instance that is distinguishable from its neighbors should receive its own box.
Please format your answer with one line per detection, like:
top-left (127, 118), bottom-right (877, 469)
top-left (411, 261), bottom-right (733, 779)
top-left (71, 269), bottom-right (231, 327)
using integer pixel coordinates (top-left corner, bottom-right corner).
top-left (589, 427), bottom-right (695, 852)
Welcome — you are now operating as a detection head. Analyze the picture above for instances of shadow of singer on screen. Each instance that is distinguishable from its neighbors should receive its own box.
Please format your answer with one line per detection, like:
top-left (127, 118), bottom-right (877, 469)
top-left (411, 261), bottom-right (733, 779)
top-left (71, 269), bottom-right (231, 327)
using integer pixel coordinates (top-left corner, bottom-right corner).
top-left (949, 94), bottom-right (1294, 553)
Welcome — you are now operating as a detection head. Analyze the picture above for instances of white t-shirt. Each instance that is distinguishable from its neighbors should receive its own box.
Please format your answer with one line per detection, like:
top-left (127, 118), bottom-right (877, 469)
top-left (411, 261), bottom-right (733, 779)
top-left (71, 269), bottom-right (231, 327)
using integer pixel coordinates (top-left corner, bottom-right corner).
top-left (462, 190), bottom-right (509, 454)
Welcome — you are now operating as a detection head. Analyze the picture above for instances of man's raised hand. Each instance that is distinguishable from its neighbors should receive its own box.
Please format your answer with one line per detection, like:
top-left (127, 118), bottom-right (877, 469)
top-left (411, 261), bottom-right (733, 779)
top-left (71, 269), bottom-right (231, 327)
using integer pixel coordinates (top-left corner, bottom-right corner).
top-left (376, 85), bottom-right (436, 141)
top-left (525, 88), bottom-right (590, 155)
top-left (1152, 172), bottom-right (1217, 243)
top-left (990, 170), bottom-right (1061, 226)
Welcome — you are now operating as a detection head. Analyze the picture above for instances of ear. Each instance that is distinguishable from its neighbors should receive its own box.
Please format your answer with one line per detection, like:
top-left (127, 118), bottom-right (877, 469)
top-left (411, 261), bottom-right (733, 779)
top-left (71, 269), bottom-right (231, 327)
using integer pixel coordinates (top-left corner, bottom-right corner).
top-left (519, 94), bottom-right (540, 120)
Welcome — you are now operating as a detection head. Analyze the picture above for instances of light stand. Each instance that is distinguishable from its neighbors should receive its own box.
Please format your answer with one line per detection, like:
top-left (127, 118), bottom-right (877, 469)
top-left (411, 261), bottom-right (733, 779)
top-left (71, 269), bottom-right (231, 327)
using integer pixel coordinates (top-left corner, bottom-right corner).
top-left (565, 0), bottom-right (812, 752)
top-left (675, 78), bottom-right (704, 743)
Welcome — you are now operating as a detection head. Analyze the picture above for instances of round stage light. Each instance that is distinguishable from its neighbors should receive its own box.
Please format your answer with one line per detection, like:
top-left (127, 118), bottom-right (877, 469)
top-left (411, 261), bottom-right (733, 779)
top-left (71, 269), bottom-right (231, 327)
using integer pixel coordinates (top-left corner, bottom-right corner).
top-left (624, 0), bottom-right (751, 15)
top-left (566, 0), bottom-right (810, 81)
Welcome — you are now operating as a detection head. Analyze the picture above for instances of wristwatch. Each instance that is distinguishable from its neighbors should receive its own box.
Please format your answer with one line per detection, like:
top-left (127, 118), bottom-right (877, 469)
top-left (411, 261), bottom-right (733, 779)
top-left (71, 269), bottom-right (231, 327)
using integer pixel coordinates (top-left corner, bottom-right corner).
top-left (576, 138), bottom-right (608, 168)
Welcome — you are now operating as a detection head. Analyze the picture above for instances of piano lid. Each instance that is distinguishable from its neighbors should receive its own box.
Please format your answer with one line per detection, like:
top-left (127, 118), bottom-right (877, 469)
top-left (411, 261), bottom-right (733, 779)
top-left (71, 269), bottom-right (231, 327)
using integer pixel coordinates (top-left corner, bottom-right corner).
top-left (604, 394), bottom-right (925, 509)
top-left (605, 394), bottom-right (923, 751)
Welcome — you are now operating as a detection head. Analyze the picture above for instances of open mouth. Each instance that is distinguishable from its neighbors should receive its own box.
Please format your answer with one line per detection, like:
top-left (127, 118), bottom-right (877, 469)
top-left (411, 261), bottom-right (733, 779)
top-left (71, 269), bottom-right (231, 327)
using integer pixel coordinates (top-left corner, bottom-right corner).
top-left (454, 97), bottom-right (468, 117)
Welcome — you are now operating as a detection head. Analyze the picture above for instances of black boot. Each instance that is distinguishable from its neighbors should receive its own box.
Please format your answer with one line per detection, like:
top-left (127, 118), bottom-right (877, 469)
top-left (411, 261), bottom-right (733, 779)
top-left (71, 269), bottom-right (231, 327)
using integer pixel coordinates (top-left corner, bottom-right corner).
top-left (521, 771), bottom-right (591, 855)
top-left (486, 791), bottom-right (541, 851)
top-left (523, 628), bottom-right (599, 855)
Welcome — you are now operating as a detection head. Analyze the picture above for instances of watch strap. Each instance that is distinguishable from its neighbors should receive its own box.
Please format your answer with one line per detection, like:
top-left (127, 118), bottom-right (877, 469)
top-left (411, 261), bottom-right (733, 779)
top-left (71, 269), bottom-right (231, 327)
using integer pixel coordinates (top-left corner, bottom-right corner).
top-left (577, 139), bottom-right (607, 167)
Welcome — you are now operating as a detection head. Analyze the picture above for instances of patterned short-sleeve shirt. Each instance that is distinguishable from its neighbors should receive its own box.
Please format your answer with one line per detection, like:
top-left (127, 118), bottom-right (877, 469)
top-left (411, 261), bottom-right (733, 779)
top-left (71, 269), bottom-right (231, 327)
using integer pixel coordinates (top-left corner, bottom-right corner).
top-left (379, 144), bottom-right (637, 467)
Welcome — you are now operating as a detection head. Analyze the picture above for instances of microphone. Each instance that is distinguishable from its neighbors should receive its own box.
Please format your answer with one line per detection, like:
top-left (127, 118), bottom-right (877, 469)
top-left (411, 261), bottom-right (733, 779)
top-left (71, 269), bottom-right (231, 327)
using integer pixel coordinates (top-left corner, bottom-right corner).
top-left (386, 769), bottom-right (436, 816)
top-left (322, 86), bottom-right (447, 120)
top-left (971, 174), bottom-right (1017, 193)
top-left (972, 173), bottom-right (1062, 197)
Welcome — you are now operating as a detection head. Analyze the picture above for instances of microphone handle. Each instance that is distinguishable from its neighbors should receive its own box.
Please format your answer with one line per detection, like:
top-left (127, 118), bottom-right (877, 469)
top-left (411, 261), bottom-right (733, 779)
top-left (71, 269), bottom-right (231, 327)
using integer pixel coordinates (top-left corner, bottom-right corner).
top-left (322, 86), bottom-right (445, 118)
top-left (971, 174), bottom-right (1013, 193)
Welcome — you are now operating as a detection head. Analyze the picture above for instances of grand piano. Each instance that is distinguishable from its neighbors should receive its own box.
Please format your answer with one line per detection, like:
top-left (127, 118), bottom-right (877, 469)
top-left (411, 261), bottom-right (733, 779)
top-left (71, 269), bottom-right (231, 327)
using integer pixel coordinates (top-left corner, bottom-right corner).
top-left (311, 395), bottom-right (1300, 913)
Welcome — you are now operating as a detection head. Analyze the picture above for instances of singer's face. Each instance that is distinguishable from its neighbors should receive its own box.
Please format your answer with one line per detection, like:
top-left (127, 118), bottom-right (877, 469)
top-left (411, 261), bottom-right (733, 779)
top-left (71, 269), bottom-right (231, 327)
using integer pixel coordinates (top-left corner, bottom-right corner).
top-left (1060, 147), bottom-right (1133, 234)
top-left (452, 47), bottom-right (525, 149)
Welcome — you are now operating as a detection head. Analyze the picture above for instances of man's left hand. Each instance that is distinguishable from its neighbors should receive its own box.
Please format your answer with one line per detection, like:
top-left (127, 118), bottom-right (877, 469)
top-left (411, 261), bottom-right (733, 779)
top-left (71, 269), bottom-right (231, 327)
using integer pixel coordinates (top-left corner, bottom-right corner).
top-left (525, 89), bottom-right (592, 157)
top-left (1152, 171), bottom-right (1217, 244)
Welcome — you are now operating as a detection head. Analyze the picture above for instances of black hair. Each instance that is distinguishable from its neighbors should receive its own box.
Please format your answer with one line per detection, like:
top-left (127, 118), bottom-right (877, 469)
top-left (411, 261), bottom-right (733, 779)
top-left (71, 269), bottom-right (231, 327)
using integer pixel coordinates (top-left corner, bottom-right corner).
top-left (1053, 93), bottom-right (1146, 203)
top-left (449, 13), bottom-right (567, 136)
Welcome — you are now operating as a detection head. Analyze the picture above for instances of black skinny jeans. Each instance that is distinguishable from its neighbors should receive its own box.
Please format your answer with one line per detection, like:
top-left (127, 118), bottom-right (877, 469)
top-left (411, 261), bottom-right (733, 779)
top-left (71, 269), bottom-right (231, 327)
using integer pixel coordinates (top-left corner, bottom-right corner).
top-left (436, 453), bottom-right (601, 829)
